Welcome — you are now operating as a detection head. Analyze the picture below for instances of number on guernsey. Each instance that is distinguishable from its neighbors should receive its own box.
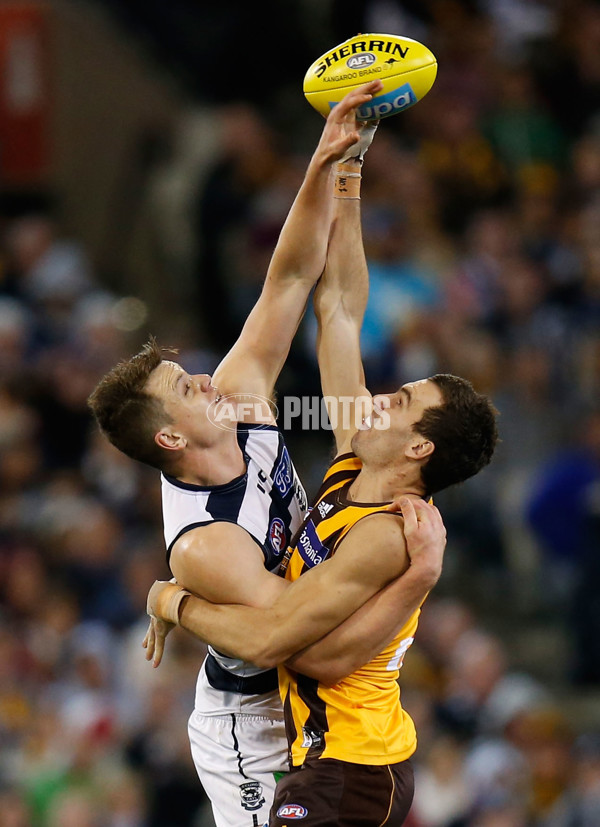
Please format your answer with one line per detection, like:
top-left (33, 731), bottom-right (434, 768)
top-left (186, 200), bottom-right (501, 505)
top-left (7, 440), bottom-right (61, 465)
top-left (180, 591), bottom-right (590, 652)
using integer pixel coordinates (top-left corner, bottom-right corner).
top-left (386, 636), bottom-right (414, 671)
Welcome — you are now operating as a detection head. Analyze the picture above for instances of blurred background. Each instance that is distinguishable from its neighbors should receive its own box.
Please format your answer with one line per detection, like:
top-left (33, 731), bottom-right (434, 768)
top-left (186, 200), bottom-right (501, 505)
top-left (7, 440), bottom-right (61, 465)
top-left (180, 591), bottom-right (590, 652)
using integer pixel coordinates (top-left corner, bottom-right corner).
top-left (0, 1), bottom-right (599, 825)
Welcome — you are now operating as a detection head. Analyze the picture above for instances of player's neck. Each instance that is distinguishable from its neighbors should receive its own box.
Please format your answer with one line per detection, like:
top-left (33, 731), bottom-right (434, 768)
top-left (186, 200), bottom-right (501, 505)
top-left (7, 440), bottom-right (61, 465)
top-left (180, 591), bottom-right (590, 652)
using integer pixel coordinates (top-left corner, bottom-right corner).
top-left (348, 464), bottom-right (423, 504)
top-left (172, 430), bottom-right (246, 487)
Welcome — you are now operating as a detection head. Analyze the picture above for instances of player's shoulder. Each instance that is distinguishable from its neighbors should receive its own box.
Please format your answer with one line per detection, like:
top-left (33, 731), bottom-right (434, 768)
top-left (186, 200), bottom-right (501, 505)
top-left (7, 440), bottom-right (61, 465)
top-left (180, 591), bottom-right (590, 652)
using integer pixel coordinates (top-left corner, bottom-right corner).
top-left (341, 509), bottom-right (407, 550)
top-left (333, 510), bottom-right (409, 577)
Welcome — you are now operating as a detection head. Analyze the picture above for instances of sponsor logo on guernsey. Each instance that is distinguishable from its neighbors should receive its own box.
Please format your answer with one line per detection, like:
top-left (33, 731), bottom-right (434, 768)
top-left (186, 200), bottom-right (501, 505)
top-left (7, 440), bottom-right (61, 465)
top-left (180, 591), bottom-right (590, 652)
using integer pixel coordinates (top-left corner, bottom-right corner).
top-left (276, 804), bottom-right (308, 819)
top-left (274, 446), bottom-right (293, 496)
top-left (317, 500), bottom-right (334, 518)
top-left (239, 781), bottom-right (265, 811)
top-left (297, 520), bottom-right (327, 568)
top-left (269, 517), bottom-right (286, 554)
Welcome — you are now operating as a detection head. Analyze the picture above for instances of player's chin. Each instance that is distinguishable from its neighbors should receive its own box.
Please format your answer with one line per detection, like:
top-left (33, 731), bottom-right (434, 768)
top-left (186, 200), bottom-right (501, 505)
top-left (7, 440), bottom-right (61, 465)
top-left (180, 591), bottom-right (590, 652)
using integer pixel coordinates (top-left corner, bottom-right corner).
top-left (350, 428), bottom-right (368, 453)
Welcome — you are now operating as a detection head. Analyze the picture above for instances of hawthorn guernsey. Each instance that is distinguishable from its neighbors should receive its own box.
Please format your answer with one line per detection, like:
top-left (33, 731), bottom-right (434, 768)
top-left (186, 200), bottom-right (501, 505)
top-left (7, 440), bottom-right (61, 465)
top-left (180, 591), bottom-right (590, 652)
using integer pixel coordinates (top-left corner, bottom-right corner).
top-left (303, 33), bottom-right (437, 120)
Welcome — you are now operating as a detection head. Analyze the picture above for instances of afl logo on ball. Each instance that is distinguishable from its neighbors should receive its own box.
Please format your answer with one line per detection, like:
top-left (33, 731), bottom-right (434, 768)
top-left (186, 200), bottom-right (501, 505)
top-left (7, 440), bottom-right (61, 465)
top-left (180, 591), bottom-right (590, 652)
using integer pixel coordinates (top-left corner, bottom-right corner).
top-left (269, 517), bottom-right (286, 554)
top-left (347, 52), bottom-right (375, 68)
top-left (276, 804), bottom-right (308, 819)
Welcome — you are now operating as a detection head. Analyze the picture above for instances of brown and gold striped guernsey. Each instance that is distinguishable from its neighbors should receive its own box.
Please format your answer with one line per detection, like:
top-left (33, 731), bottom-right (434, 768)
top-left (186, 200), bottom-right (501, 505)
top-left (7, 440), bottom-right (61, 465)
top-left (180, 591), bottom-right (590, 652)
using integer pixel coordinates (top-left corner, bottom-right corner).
top-left (278, 452), bottom-right (422, 767)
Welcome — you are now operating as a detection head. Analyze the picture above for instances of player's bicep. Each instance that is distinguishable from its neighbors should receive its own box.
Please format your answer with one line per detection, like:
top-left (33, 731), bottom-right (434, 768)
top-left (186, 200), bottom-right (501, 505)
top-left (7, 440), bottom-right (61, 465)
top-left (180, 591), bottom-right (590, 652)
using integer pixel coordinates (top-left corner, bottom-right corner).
top-left (170, 522), bottom-right (287, 609)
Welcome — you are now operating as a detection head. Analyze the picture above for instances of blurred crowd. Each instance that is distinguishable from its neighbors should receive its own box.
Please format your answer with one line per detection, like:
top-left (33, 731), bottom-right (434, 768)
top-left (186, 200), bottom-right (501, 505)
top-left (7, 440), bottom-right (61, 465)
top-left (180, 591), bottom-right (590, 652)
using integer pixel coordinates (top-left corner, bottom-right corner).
top-left (1, 0), bottom-right (600, 825)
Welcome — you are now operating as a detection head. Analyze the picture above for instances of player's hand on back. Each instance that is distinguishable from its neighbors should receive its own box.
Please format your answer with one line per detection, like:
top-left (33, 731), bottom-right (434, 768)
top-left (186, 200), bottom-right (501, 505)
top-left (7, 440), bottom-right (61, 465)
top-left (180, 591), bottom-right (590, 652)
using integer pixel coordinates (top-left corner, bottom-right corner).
top-left (389, 496), bottom-right (446, 587)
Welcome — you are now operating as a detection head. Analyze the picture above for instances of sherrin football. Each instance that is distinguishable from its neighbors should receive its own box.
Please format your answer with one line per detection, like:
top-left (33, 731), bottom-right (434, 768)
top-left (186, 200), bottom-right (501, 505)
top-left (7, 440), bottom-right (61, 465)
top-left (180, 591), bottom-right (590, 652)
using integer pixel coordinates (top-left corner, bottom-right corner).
top-left (303, 33), bottom-right (437, 120)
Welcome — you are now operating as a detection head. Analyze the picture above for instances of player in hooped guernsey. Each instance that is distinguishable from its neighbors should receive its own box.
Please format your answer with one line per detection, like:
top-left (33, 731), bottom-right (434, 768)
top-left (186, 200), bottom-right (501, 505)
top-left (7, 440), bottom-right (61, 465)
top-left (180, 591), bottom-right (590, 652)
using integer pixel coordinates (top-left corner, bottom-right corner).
top-left (162, 422), bottom-right (307, 714)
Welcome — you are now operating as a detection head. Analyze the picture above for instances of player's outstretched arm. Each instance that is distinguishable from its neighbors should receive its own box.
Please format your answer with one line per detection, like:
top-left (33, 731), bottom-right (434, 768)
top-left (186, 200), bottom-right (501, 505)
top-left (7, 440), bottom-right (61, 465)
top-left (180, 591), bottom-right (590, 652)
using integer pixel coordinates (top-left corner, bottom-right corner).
top-left (147, 508), bottom-right (439, 669)
top-left (313, 118), bottom-right (379, 454)
top-left (213, 80), bottom-right (384, 402)
top-left (286, 497), bottom-right (446, 685)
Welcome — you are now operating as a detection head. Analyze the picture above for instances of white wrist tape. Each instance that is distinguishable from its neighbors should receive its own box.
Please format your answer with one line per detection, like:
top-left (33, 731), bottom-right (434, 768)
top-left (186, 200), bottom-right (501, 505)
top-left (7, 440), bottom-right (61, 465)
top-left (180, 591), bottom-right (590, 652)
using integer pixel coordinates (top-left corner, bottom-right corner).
top-left (340, 120), bottom-right (379, 163)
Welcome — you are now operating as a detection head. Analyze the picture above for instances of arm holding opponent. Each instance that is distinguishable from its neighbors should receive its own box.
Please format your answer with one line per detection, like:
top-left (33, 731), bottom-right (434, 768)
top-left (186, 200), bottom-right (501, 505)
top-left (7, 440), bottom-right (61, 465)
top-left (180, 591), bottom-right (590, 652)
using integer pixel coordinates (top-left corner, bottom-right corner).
top-left (148, 501), bottom-right (442, 673)
top-left (146, 494), bottom-right (444, 686)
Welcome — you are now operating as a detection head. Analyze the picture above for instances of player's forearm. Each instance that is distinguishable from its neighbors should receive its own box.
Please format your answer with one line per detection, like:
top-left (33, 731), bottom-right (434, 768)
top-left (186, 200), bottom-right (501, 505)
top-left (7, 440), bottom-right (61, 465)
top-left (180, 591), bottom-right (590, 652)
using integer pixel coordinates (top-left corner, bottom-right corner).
top-left (177, 597), bottom-right (269, 663)
top-left (177, 583), bottom-right (360, 669)
top-left (150, 560), bottom-right (374, 668)
top-left (314, 161), bottom-right (369, 324)
top-left (287, 563), bottom-right (438, 686)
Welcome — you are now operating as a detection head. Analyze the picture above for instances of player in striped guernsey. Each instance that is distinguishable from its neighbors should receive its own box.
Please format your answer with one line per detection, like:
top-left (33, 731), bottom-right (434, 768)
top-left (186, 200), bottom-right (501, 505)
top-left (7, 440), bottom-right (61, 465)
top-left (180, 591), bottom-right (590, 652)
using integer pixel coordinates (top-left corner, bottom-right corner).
top-left (147, 133), bottom-right (498, 824)
top-left (89, 81), bottom-right (446, 827)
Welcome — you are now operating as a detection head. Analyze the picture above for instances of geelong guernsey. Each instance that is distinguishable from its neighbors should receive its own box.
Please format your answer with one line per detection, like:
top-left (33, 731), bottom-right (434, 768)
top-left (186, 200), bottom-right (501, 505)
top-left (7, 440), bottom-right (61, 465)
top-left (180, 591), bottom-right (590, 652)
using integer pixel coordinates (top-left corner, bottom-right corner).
top-left (279, 452), bottom-right (422, 766)
top-left (161, 423), bottom-right (308, 705)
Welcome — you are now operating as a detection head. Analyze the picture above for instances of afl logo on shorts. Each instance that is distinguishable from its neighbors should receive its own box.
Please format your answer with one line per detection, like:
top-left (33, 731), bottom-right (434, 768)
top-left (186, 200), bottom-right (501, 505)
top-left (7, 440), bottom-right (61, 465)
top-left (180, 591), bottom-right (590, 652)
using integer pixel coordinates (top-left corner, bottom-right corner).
top-left (276, 804), bottom-right (308, 819)
top-left (269, 517), bottom-right (286, 554)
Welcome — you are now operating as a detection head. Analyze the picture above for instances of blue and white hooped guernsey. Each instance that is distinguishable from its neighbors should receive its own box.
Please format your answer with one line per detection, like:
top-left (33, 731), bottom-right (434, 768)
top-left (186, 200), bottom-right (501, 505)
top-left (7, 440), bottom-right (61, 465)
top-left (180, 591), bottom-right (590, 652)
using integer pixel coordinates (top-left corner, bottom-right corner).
top-left (161, 423), bottom-right (308, 709)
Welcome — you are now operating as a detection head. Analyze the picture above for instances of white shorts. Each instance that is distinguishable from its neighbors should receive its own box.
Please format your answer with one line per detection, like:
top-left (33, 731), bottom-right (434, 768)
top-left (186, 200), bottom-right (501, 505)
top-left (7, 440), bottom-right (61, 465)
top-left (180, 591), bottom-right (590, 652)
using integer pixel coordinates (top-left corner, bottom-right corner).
top-left (188, 709), bottom-right (288, 827)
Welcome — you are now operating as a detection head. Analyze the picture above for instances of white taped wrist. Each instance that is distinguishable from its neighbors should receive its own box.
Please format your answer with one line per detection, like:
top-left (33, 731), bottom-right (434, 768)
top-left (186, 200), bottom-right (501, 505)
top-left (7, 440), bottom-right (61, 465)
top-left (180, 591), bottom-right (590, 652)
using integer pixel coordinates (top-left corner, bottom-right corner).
top-left (339, 120), bottom-right (379, 163)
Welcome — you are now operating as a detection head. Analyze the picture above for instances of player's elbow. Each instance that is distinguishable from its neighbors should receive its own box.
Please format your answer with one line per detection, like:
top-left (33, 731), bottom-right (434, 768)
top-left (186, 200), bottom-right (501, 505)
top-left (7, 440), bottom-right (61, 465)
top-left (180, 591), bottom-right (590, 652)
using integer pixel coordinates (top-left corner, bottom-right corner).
top-left (248, 647), bottom-right (285, 670)
top-left (289, 656), bottom-right (349, 688)
top-left (252, 651), bottom-right (280, 670)
top-left (319, 658), bottom-right (355, 687)
top-left (246, 634), bottom-right (287, 670)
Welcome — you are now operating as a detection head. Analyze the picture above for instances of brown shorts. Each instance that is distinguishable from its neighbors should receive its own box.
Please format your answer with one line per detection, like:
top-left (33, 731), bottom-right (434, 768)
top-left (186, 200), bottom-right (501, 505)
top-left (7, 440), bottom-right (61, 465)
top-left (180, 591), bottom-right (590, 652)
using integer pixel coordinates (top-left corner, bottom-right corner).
top-left (269, 757), bottom-right (414, 826)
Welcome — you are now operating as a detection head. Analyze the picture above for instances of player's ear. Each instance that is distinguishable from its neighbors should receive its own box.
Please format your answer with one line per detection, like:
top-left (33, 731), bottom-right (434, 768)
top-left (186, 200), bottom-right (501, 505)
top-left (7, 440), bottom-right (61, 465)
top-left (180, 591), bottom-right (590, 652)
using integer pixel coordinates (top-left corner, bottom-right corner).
top-left (405, 438), bottom-right (434, 461)
top-left (155, 429), bottom-right (187, 451)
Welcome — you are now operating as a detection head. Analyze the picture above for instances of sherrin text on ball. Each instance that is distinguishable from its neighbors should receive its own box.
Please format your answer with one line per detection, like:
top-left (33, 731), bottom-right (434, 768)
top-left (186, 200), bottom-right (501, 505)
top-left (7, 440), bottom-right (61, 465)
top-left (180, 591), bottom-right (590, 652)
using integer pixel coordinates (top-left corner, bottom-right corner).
top-left (304, 33), bottom-right (437, 120)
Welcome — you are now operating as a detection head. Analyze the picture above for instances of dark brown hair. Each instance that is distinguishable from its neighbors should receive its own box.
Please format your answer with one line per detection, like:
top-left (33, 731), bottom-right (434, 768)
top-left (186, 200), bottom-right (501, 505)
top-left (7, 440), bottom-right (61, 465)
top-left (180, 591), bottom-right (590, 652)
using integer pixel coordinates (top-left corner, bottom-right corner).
top-left (87, 338), bottom-right (174, 470)
top-left (415, 374), bottom-right (499, 495)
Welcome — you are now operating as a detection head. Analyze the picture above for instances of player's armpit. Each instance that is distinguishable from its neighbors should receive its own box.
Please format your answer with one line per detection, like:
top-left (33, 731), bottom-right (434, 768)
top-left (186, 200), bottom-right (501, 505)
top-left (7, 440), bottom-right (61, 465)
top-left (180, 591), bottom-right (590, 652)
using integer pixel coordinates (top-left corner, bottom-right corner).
top-left (169, 521), bottom-right (287, 609)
